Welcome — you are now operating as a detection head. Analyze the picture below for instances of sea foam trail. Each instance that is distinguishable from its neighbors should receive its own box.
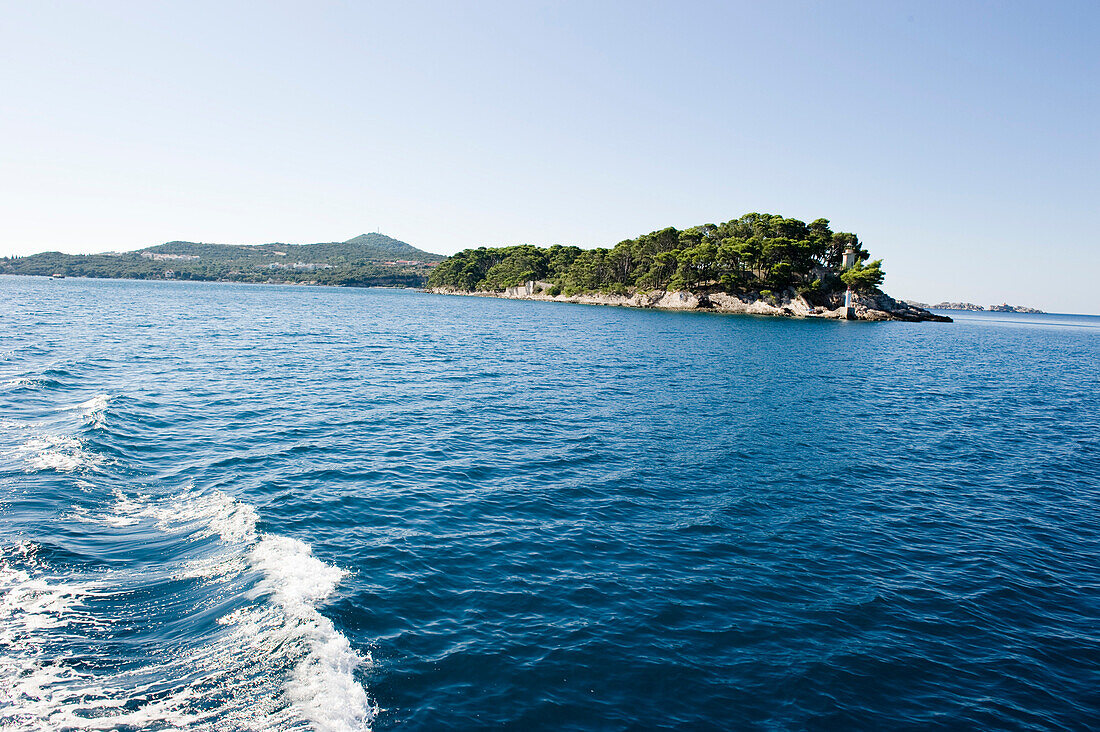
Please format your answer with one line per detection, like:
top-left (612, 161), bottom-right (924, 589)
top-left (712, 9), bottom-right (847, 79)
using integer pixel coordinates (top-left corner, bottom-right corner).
top-left (253, 535), bottom-right (375, 732)
top-left (1, 483), bottom-right (375, 731)
top-left (167, 490), bottom-right (378, 731)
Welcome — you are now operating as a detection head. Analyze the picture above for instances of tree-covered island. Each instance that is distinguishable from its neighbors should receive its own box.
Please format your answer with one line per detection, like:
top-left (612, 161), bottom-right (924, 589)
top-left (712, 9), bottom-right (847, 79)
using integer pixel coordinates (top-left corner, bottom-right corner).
top-left (427, 213), bottom-right (949, 322)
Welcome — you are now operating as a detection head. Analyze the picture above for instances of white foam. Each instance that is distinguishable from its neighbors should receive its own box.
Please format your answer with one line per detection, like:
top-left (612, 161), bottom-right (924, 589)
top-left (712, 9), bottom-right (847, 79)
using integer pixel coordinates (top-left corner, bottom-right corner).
top-left (179, 553), bottom-right (249, 580)
top-left (65, 488), bottom-right (258, 541)
top-left (20, 435), bottom-right (104, 473)
top-left (0, 545), bottom-right (110, 724)
top-left (0, 569), bottom-right (98, 634)
top-left (1, 492), bottom-right (376, 731)
top-left (66, 488), bottom-right (145, 528)
top-left (0, 543), bottom-right (101, 637)
top-left (75, 394), bottom-right (111, 428)
top-left (3, 396), bottom-right (111, 474)
top-left (250, 534), bottom-right (377, 731)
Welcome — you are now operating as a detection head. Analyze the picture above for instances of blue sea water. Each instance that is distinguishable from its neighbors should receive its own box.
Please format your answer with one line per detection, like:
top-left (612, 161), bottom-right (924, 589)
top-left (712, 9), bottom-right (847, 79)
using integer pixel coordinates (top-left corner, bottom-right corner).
top-left (1, 275), bottom-right (1098, 731)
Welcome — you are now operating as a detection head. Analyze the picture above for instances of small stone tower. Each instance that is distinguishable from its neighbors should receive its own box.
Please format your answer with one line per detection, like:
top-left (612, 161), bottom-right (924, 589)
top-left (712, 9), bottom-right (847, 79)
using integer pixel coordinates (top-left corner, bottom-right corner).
top-left (842, 247), bottom-right (858, 269)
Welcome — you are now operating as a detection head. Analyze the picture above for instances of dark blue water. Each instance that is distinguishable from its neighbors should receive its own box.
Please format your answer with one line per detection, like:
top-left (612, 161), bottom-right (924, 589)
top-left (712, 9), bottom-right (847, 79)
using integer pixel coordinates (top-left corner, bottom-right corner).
top-left (2, 276), bottom-right (1098, 731)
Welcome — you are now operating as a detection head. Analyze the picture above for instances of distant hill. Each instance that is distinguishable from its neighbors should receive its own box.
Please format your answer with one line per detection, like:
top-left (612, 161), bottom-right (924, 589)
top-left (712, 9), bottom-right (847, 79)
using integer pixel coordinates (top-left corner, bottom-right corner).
top-left (341, 233), bottom-right (429, 257)
top-left (0, 233), bottom-right (445, 287)
top-left (142, 232), bottom-right (437, 261)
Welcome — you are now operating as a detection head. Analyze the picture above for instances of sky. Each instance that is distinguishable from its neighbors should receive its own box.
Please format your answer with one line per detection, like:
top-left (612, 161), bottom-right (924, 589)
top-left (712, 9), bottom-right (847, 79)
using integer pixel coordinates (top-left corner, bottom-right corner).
top-left (1, 1), bottom-right (1097, 313)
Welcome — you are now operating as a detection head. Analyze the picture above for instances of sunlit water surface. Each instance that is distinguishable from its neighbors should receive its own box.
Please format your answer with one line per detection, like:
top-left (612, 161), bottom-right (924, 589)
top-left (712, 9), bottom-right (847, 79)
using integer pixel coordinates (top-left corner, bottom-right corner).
top-left (1, 277), bottom-right (1097, 730)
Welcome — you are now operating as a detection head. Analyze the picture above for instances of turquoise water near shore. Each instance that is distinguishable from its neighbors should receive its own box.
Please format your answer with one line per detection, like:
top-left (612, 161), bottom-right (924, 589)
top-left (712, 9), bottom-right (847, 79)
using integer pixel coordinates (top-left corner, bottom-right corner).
top-left (2, 276), bottom-right (1098, 730)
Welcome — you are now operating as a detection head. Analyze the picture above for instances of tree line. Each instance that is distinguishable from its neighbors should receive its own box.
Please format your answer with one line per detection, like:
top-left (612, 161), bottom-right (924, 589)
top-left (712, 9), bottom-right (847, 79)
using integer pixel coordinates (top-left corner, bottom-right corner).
top-left (427, 214), bottom-right (885, 298)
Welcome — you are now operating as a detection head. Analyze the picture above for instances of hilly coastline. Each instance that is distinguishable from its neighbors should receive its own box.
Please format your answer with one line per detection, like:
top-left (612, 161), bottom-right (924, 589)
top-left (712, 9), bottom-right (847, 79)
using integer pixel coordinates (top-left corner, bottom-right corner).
top-left (0, 233), bottom-right (443, 287)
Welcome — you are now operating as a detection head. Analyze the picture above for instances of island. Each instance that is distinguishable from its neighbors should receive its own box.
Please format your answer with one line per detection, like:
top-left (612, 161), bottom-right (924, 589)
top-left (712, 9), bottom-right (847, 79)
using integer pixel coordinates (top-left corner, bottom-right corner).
top-left (427, 214), bottom-right (950, 322)
top-left (905, 301), bottom-right (1046, 314)
top-left (986, 303), bottom-right (1045, 313)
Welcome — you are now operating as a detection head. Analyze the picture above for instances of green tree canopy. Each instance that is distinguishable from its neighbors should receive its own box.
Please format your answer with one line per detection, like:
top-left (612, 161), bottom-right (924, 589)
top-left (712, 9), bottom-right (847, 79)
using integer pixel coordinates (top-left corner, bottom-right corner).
top-left (840, 259), bottom-right (885, 293)
top-left (426, 213), bottom-right (884, 299)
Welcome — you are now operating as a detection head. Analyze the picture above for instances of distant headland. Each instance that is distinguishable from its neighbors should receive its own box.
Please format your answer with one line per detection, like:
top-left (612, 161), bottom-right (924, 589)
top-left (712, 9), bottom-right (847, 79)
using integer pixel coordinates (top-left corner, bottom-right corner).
top-left (904, 301), bottom-right (1045, 314)
top-left (427, 214), bottom-right (949, 322)
top-left (0, 233), bottom-right (444, 287)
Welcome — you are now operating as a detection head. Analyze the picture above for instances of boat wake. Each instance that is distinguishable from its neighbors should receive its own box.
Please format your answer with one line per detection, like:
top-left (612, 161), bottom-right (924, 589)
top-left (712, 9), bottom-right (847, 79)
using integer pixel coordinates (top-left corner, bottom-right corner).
top-left (0, 393), bottom-right (375, 731)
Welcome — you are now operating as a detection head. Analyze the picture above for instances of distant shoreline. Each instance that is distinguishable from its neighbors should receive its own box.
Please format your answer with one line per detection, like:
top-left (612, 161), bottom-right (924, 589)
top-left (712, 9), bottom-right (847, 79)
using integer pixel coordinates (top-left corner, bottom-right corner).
top-left (0, 233), bottom-right (440, 288)
top-left (1, 272), bottom-right (413, 289)
top-left (904, 300), bottom-right (1045, 314)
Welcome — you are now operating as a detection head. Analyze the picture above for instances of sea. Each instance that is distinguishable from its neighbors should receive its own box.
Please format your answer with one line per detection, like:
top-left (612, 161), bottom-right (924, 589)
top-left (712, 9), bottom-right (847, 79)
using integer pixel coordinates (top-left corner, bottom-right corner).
top-left (1, 275), bottom-right (1097, 731)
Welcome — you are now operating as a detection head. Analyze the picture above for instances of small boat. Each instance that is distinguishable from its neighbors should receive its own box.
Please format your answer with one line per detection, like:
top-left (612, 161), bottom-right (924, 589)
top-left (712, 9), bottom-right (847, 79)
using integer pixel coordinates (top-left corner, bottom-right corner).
top-left (51, 273), bottom-right (66, 279)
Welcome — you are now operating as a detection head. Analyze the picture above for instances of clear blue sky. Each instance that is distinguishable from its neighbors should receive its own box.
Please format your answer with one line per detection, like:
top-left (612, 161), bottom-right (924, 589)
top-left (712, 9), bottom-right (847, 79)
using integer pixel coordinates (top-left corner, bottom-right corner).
top-left (2, 1), bottom-right (1097, 312)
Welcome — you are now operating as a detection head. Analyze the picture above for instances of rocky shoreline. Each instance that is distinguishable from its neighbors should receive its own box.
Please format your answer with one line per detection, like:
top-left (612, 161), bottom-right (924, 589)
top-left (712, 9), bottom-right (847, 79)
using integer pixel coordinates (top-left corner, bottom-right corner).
top-left (426, 286), bottom-right (952, 322)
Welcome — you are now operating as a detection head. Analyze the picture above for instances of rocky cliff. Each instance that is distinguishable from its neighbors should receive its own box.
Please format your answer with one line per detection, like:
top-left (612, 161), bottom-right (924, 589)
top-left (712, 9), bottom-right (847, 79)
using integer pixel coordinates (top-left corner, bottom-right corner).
top-left (427, 286), bottom-right (951, 322)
